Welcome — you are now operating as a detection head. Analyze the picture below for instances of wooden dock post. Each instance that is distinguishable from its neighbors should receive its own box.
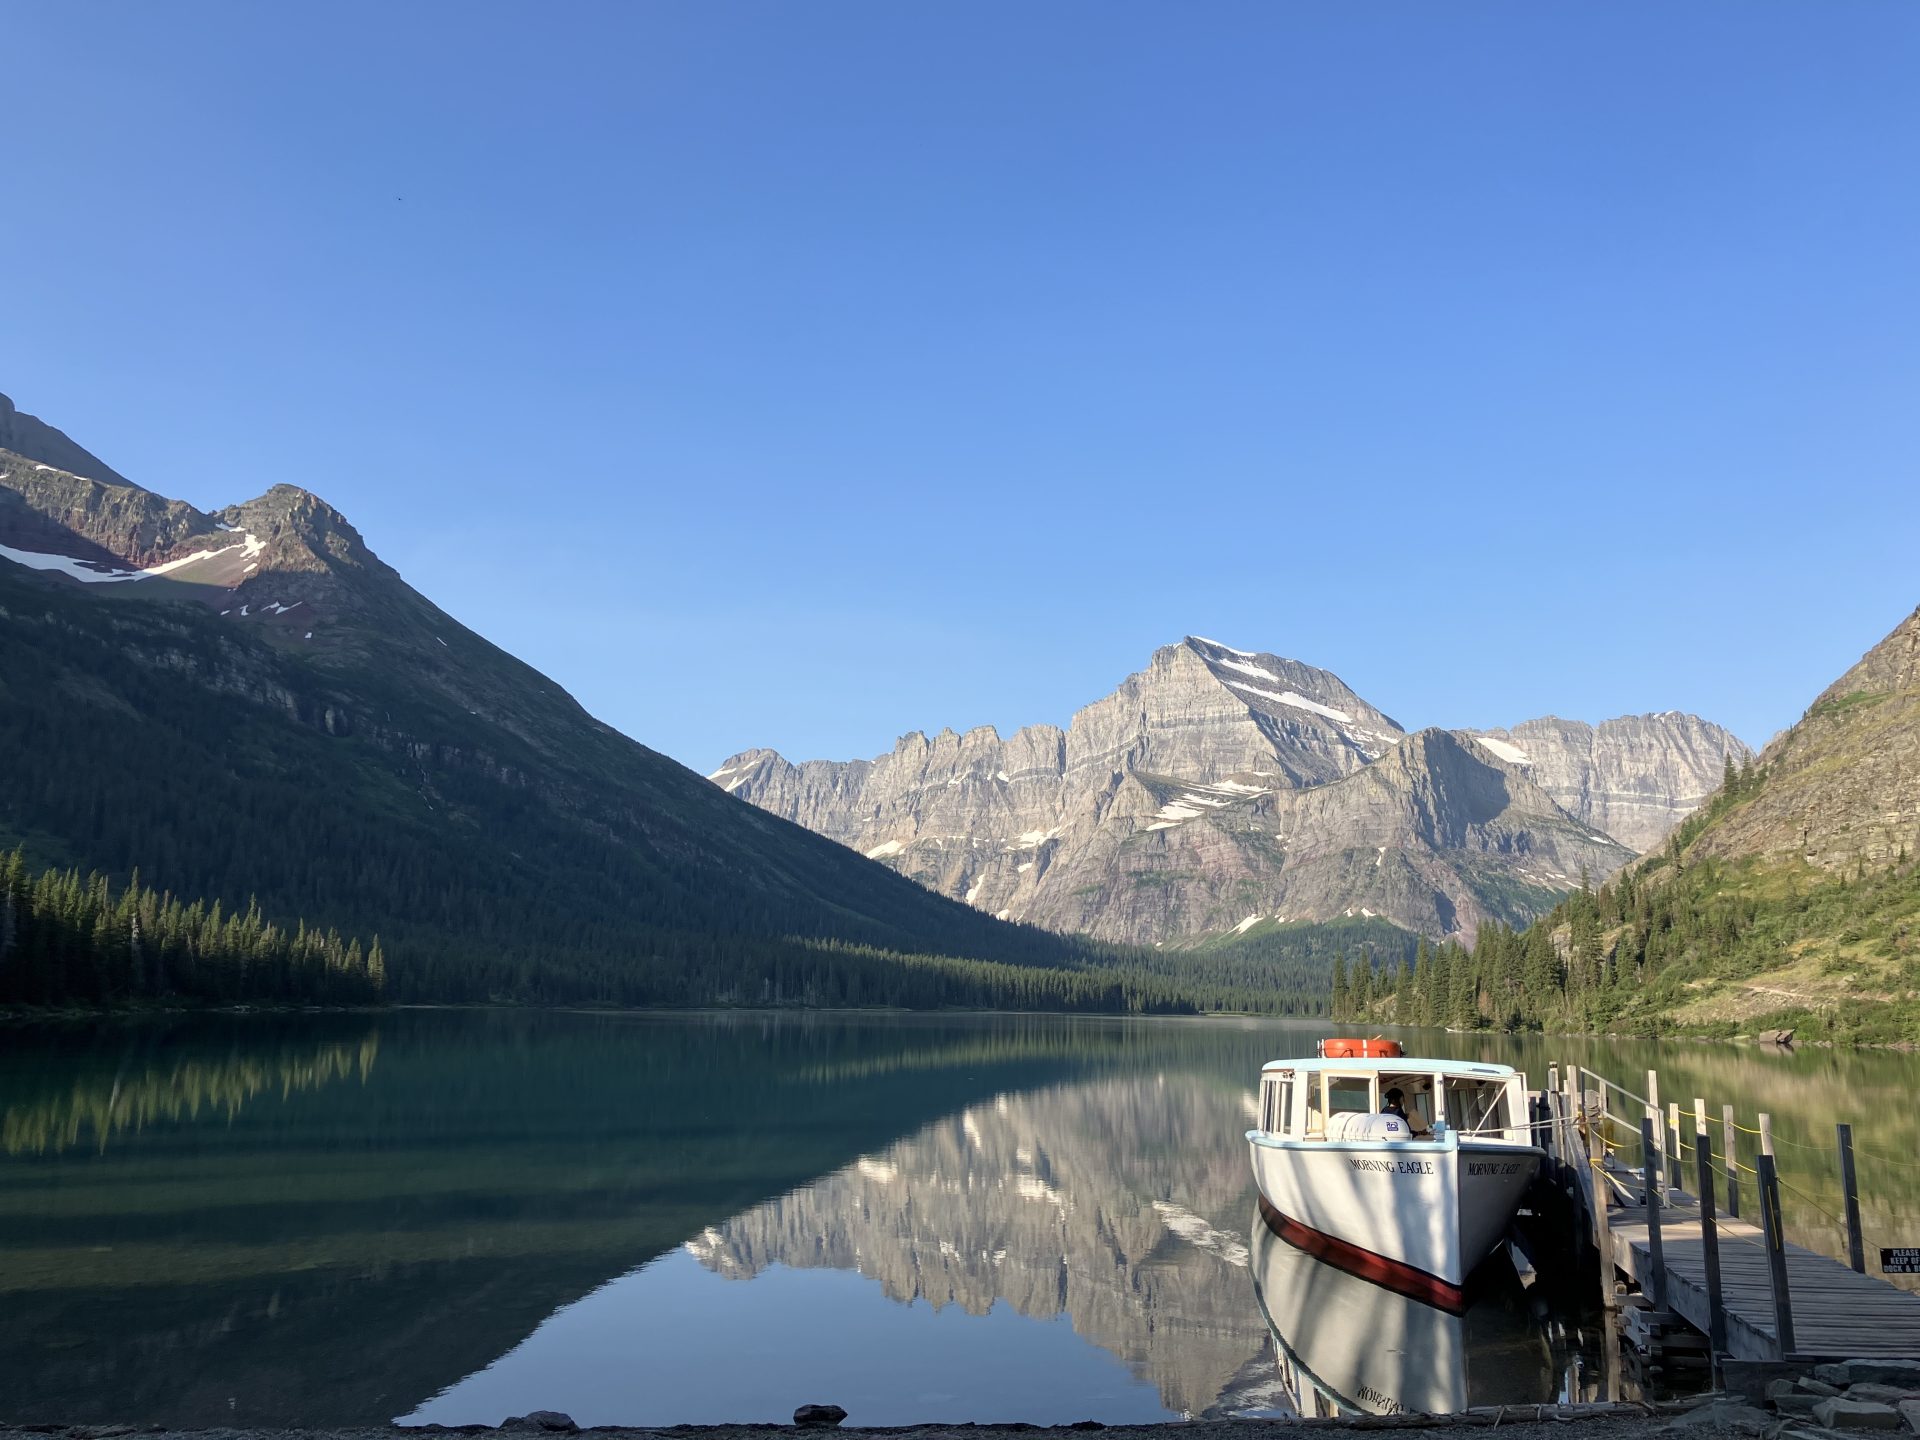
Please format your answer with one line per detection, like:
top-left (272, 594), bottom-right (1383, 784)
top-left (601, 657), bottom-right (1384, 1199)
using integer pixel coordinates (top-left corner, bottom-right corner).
top-left (1695, 1099), bottom-right (1728, 1379)
top-left (1640, 1114), bottom-right (1668, 1311)
top-left (1646, 1070), bottom-right (1660, 1149)
top-left (1668, 1100), bottom-right (1684, 1198)
top-left (1722, 1103), bottom-right (1740, 1219)
top-left (1838, 1122), bottom-right (1865, 1274)
top-left (1583, 1066), bottom-right (1617, 1311)
top-left (1755, 1113), bottom-right (1797, 1358)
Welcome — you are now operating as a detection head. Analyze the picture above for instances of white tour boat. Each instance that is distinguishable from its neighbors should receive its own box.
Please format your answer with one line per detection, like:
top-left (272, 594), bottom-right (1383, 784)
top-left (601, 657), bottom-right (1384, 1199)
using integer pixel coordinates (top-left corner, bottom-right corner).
top-left (1245, 1038), bottom-right (1543, 1307)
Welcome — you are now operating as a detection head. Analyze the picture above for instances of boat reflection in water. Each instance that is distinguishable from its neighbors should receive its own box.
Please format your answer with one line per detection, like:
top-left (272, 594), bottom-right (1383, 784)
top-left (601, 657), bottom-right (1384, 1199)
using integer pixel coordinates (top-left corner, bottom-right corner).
top-left (1251, 1198), bottom-right (1560, 1418)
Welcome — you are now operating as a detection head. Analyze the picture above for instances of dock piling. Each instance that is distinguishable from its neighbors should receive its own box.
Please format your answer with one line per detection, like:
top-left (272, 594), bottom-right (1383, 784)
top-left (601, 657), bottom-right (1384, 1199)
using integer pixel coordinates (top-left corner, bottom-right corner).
top-left (1582, 1066), bottom-right (1617, 1311)
top-left (1837, 1122), bottom-right (1865, 1274)
top-left (1755, 1113), bottom-right (1797, 1358)
top-left (1722, 1103), bottom-right (1740, 1219)
top-left (1640, 1114), bottom-right (1668, 1311)
top-left (1668, 1100), bottom-right (1683, 1198)
top-left (1694, 1100), bottom-right (1728, 1379)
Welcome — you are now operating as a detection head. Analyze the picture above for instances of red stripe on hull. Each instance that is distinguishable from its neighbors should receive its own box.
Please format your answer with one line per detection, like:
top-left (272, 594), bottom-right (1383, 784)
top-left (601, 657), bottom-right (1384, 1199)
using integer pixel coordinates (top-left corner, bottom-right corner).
top-left (1256, 1195), bottom-right (1466, 1313)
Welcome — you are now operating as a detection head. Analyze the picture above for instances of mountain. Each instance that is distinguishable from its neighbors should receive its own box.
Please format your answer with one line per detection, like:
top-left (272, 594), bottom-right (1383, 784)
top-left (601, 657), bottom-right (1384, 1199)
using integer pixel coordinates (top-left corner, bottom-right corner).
top-left (1414, 603), bottom-right (1920, 1043)
top-left (0, 391), bottom-right (1189, 1011)
top-left (1690, 604), bottom-right (1920, 872)
top-left (717, 637), bottom-right (1743, 947)
top-left (1461, 714), bottom-right (1751, 853)
top-left (0, 391), bottom-right (133, 488)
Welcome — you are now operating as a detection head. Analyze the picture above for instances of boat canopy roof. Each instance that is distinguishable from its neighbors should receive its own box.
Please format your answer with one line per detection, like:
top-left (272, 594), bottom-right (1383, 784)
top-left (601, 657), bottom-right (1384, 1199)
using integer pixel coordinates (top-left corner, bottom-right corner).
top-left (1259, 1056), bottom-right (1518, 1078)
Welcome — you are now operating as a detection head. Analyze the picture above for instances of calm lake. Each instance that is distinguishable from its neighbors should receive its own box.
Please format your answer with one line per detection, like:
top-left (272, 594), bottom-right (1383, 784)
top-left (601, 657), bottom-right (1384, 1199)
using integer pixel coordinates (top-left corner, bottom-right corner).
top-left (3, 1010), bottom-right (1918, 1427)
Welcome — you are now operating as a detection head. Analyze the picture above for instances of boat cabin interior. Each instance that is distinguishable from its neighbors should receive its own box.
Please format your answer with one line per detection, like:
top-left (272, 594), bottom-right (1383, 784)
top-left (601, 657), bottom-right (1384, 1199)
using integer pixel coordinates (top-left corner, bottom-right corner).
top-left (1257, 1064), bottom-right (1527, 1144)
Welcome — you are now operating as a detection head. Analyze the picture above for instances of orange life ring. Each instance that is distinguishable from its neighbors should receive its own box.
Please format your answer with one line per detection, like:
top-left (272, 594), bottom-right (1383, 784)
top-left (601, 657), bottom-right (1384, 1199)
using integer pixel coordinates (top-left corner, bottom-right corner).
top-left (1319, 1037), bottom-right (1404, 1059)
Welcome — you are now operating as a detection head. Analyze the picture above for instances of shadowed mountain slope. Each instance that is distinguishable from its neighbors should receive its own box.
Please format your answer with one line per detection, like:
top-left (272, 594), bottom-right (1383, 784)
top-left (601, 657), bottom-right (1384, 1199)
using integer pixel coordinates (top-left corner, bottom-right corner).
top-left (0, 391), bottom-right (1182, 1009)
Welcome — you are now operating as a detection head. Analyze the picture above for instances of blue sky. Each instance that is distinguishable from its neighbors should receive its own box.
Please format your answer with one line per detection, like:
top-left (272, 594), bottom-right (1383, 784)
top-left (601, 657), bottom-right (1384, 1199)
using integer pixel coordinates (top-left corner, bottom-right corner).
top-left (6, 3), bottom-right (1918, 771)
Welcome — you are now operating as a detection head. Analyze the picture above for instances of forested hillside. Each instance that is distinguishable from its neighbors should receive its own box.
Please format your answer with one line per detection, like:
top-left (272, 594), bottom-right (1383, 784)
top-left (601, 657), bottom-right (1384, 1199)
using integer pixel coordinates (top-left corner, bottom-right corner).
top-left (1333, 602), bottom-right (1920, 1045)
top-left (0, 426), bottom-right (1195, 1010)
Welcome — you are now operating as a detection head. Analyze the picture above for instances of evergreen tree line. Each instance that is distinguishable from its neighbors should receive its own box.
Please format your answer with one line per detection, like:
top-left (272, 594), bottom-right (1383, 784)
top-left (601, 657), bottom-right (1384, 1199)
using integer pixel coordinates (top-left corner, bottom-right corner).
top-left (0, 849), bottom-right (386, 1008)
top-left (1330, 923), bottom-right (1586, 1032)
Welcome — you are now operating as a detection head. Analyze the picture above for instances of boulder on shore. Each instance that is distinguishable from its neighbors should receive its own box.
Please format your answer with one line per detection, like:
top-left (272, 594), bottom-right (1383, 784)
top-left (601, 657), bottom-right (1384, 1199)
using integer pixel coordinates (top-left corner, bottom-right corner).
top-left (1810, 1397), bottom-right (1903, 1430)
top-left (1814, 1361), bottom-right (1920, 1389)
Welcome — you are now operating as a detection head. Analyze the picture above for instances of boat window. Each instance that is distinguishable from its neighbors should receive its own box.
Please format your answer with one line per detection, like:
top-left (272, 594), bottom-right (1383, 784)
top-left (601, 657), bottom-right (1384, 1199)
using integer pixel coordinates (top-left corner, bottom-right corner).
top-left (1325, 1075), bottom-right (1373, 1116)
top-left (1277, 1076), bottom-right (1295, 1132)
top-left (1447, 1078), bottom-right (1509, 1134)
top-left (1382, 1074), bottom-right (1436, 1132)
top-left (1261, 1079), bottom-right (1277, 1132)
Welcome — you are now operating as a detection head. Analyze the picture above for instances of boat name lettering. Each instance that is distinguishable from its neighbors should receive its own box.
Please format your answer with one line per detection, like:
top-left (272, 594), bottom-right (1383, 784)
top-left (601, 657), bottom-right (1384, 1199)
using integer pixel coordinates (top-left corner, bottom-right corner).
top-left (1356, 1388), bottom-right (1406, 1414)
top-left (1346, 1156), bottom-right (1434, 1175)
top-left (1466, 1161), bottom-right (1528, 1177)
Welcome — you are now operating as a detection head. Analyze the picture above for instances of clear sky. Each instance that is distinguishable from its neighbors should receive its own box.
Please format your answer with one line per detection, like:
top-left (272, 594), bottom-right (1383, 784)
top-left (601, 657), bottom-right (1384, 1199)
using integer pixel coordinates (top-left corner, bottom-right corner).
top-left (6, 3), bottom-right (1918, 772)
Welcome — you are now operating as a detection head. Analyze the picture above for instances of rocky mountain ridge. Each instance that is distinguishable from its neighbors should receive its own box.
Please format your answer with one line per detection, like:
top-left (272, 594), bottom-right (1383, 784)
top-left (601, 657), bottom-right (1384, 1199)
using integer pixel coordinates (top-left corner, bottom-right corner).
top-left (1689, 604), bottom-right (1920, 872)
top-left (1462, 713), bottom-right (1751, 852)
top-left (717, 638), bottom-right (1749, 946)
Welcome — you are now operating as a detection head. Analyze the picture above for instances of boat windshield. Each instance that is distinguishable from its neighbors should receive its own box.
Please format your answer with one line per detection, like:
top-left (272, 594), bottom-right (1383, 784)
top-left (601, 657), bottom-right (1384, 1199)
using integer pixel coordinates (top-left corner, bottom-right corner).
top-left (1377, 1073), bottom-right (1439, 1133)
top-left (1441, 1076), bottom-right (1518, 1137)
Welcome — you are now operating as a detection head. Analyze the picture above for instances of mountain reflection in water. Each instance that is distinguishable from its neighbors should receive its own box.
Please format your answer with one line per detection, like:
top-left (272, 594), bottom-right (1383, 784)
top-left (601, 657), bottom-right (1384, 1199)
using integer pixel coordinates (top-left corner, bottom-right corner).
top-left (409, 1071), bottom-right (1277, 1424)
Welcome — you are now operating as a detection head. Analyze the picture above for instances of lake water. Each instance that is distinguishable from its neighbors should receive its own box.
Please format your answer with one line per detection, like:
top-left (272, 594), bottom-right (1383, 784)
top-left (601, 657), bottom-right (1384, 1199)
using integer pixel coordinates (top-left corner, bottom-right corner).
top-left (3, 1010), bottom-right (1918, 1427)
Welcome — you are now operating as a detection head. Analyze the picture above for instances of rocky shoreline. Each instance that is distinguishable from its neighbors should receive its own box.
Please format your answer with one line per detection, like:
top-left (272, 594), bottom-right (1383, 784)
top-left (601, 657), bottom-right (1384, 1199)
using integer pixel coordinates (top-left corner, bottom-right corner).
top-left (0, 1406), bottom-right (1678, 1440)
top-left (10, 1359), bottom-right (1920, 1440)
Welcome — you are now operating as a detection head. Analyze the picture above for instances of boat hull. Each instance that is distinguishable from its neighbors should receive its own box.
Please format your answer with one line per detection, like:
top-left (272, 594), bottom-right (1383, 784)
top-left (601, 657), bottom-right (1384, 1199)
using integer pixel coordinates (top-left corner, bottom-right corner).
top-left (1246, 1132), bottom-right (1540, 1302)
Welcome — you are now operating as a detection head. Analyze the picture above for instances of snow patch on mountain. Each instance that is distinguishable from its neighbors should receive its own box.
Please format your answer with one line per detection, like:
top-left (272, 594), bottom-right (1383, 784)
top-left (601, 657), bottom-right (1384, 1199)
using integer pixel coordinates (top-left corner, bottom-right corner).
top-left (1189, 636), bottom-right (1256, 658)
top-left (0, 532), bottom-right (264, 586)
top-left (1211, 657), bottom-right (1283, 683)
top-left (1474, 735), bottom-right (1533, 766)
top-left (1225, 680), bottom-right (1356, 725)
top-left (1151, 1201), bottom-right (1249, 1267)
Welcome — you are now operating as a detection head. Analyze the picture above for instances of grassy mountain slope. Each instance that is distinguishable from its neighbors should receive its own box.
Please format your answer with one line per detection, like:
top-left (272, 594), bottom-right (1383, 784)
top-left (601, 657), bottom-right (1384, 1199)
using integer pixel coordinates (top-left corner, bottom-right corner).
top-left (1385, 604), bottom-right (1920, 1042)
top-left (1691, 604), bottom-right (1920, 873)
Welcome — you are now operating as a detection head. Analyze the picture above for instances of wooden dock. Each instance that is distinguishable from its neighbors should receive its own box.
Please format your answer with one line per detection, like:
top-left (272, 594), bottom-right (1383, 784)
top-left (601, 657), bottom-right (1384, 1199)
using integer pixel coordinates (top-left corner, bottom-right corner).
top-left (1530, 1062), bottom-right (1920, 1366)
top-left (1609, 1206), bottom-right (1920, 1361)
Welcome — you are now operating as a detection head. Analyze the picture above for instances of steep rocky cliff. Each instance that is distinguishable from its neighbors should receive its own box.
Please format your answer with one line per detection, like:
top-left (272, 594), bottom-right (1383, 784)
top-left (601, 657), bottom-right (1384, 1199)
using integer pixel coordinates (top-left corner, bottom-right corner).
top-left (719, 638), bottom-right (1737, 946)
top-left (1462, 714), bottom-right (1752, 852)
top-left (1690, 604), bottom-right (1920, 871)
